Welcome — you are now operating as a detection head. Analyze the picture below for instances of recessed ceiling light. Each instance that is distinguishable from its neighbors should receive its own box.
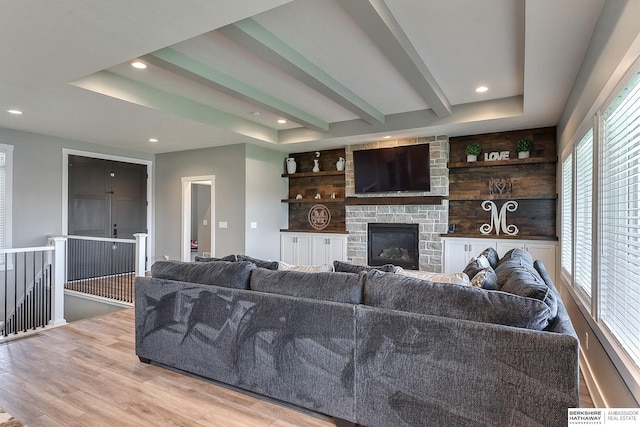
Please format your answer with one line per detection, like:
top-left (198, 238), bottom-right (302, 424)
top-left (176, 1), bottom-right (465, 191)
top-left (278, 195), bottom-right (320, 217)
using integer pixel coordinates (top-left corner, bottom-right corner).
top-left (6, 109), bottom-right (22, 115)
top-left (250, 111), bottom-right (261, 116)
top-left (148, 138), bottom-right (158, 143)
top-left (383, 135), bottom-right (391, 139)
top-left (131, 61), bottom-right (147, 69)
top-left (476, 86), bottom-right (489, 93)
top-left (277, 119), bottom-right (287, 124)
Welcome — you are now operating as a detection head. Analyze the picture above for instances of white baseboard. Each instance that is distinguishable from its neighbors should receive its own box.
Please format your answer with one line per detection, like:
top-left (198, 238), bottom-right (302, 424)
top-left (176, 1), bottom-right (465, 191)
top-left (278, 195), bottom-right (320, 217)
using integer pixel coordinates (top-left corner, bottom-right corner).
top-left (580, 348), bottom-right (606, 407)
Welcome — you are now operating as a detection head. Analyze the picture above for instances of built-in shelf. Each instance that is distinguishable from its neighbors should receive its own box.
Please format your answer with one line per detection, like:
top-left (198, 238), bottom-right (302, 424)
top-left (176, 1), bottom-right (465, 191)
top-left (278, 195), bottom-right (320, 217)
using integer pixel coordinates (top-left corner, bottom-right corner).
top-left (281, 198), bottom-right (345, 203)
top-left (282, 170), bottom-right (345, 178)
top-left (447, 156), bottom-right (558, 169)
top-left (447, 194), bottom-right (558, 201)
top-left (280, 228), bottom-right (349, 234)
top-left (346, 196), bottom-right (444, 206)
top-left (440, 233), bottom-right (558, 241)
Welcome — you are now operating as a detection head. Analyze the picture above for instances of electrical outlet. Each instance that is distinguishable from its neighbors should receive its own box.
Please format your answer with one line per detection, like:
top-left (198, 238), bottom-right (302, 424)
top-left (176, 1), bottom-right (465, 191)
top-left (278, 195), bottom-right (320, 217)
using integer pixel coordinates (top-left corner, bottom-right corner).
top-left (584, 332), bottom-right (589, 350)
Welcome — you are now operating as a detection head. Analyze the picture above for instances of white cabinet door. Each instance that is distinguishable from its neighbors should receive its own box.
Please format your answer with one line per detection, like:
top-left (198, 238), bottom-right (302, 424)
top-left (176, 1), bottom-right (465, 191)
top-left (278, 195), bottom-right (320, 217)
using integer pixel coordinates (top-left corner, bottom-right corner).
top-left (280, 233), bottom-right (312, 265)
top-left (312, 234), bottom-right (348, 265)
top-left (524, 242), bottom-right (557, 283)
top-left (443, 239), bottom-right (470, 273)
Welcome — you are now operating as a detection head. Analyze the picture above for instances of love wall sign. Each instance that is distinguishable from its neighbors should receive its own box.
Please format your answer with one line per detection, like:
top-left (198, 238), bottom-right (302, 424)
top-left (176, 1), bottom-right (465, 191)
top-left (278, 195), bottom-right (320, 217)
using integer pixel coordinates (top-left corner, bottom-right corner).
top-left (484, 151), bottom-right (510, 161)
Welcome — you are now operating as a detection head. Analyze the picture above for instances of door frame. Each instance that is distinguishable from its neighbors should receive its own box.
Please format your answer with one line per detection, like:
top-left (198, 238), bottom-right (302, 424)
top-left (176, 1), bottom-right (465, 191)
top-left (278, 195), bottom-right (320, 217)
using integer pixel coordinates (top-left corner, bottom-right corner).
top-left (181, 175), bottom-right (216, 262)
top-left (62, 149), bottom-right (154, 264)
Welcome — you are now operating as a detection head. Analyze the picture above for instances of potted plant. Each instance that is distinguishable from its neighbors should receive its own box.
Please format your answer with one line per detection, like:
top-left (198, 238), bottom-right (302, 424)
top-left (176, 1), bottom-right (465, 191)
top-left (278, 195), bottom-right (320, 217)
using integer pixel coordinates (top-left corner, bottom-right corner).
top-left (464, 142), bottom-right (482, 162)
top-left (515, 138), bottom-right (533, 159)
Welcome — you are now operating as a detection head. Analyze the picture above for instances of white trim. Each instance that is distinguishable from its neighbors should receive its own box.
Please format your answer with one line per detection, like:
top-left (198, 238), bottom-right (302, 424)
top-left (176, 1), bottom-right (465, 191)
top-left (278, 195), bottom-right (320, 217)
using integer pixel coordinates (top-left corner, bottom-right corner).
top-left (61, 148), bottom-right (154, 266)
top-left (580, 349), bottom-right (606, 408)
top-left (0, 143), bottom-right (14, 271)
top-left (181, 175), bottom-right (215, 262)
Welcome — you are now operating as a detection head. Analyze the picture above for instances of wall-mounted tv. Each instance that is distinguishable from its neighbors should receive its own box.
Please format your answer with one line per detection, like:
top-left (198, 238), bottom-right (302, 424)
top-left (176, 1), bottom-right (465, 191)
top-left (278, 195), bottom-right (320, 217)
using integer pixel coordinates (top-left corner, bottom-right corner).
top-left (353, 144), bottom-right (430, 193)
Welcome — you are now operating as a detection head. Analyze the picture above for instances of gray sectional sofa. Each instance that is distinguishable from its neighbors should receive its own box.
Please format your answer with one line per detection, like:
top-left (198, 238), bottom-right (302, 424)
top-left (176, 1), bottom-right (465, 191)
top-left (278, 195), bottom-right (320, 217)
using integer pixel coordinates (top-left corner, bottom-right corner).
top-left (134, 249), bottom-right (579, 427)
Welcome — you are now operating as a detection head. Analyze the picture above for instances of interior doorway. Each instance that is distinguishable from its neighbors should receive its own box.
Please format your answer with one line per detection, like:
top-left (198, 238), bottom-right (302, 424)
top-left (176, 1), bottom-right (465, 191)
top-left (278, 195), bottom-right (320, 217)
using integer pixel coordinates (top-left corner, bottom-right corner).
top-left (181, 176), bottom-right (215, 262)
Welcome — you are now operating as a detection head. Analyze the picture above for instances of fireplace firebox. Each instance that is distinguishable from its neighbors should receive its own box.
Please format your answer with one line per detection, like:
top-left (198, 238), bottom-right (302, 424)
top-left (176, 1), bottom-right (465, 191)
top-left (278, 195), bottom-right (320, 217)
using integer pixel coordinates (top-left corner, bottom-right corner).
top-left (367, 223), bottom-right (419, 270)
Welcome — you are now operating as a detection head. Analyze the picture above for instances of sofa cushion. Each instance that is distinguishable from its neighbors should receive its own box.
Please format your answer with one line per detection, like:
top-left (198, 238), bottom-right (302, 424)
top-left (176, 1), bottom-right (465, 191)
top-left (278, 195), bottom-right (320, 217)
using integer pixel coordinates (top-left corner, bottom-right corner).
top-left (462, 254), bottom-right (490, 279)
top-left (237, 255), bottom-right (279, 270)
top-left (395, 267), bottom-right (470, 286)
top-left (194, 254), bottom-right (238, 262)
top-left (496, 257), bottom-right (558, 321)
top-left (469, 267), bottom-right (499, 290)
top-left (497, 248), bottom-right (533, 267)
top-left (363, 270), bottom-right (551, 330)
top-left (479, 247), bottom-right (500, 269)
top-left (150, 260), bottom-right (255, 289)
top-left (250, 268), bottom-right (363, 304)
top-left (333, 260), bottom-right (396, 273)
top-left (278, 261), bottom-right (333, 272)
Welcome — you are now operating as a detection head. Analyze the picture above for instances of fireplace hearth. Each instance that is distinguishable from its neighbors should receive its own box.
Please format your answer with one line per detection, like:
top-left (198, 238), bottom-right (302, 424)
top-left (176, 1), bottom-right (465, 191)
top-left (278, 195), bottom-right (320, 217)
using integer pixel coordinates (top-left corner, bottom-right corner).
top-left (367, 223), bottom-right (419, 270)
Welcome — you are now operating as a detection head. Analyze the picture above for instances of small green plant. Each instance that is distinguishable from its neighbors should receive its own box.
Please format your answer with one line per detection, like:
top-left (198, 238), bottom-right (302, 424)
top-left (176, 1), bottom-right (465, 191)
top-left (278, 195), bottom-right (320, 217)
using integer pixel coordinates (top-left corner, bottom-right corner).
top-left (515, 138), bottom-right (533, 153)
top-left (464, 142), bottom-right (482, 156)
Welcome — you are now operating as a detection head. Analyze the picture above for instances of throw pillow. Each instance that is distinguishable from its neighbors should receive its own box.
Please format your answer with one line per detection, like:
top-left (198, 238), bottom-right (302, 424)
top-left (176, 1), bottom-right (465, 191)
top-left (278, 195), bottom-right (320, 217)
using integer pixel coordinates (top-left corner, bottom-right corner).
top-left (362, 270), bottom-right (551, 330)
top-left (278, 261), bottom-right (333, 272)
top-left (469, 267), bottom-right (499, 290)
top-left (463, 254), bottom-right (490, 279)
top-left (195, 254), bottom-right (237, 262)
top-left (333, 260), bottom-right (397, 273)
top-left (395, 267), bottom-right (470, 286)
top-left (496, 248), bottom-right (533, 267)
top-left (479, 247), bottom-right (500, 269)
top-left (151, 260), bottom-right (256, 289)
top-left (250, 268), bottom-right (363, 304)
top-left (236, 255), bottom-right (279, 270)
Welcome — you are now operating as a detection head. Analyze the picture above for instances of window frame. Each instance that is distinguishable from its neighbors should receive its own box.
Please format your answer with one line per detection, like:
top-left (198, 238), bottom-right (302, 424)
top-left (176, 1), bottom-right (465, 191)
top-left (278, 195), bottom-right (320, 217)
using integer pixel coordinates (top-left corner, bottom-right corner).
top-left (0, 143), bottom-right (13, 267)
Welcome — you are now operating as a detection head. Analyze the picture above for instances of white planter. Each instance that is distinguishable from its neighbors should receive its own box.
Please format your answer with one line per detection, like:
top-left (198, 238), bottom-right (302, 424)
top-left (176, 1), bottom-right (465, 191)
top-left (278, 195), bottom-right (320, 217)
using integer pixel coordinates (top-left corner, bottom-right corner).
top-left (467, 154), bottom-right (478, 162)
top-left (518, 151), bottom-right (530, 159)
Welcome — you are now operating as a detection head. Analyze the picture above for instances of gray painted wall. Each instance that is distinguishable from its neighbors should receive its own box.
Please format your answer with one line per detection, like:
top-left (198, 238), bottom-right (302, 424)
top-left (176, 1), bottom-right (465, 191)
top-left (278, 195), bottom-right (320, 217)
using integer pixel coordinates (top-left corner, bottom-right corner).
top-left (0, 127), bottom-right (153, 248)
top-left (556, 0), bottom-right (640, 407)
top-left (155, 144), bottom-right (247, 261)
top-left (244, 144), bottom-right (287, 261)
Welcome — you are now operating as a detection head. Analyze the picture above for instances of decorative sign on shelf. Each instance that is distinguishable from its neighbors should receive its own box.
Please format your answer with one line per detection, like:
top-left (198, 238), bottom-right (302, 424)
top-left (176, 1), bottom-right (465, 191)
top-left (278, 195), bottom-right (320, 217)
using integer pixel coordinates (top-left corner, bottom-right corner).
top-left (489, 178), bottom-right (513, 195)
top-left (480, 200), bottom-right (519, 236)
top-left (484, 151), bottom-right (510, 161)
top-left (308, 204), bottom-right (331, 230)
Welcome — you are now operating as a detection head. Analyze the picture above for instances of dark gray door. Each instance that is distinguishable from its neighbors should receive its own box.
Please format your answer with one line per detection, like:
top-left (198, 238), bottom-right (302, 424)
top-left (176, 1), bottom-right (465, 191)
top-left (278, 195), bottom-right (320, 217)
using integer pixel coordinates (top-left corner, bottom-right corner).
top-left (67, 155), bottom-right (147, 280)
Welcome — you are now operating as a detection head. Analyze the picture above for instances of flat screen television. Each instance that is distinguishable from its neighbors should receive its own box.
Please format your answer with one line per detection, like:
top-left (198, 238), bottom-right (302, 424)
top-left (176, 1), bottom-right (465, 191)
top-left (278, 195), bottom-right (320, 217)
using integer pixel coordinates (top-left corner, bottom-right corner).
top-left (353, 144), bottom-right (430, 193)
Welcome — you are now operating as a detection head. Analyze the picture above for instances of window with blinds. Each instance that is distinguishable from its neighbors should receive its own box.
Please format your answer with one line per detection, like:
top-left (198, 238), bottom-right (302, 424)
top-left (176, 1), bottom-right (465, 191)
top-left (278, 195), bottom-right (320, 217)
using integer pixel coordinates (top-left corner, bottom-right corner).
top-left (561, 154), bottom-right (573, 276)
top-left (0, 150), bottom-right (5, 251)
top-left (575, 129), bottom-right (593, 297)
top-left (600, 70), bottom-right (640, 367)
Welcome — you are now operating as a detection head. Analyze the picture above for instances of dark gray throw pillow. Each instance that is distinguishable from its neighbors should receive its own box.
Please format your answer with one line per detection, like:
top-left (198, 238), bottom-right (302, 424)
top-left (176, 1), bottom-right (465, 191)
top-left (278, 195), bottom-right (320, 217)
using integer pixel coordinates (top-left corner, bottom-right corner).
top-left (151, 260), bottom-right (255, 289)
top-left (463, 254), bottom-right (490, 279)
top-left (479, 247), bottom-right (500, 269)
top-left (195, 254), bottom-right (237, 262)
top-left (333, 260), bottom-right (396, 274)
top-left (237, 255), bottom-right (279, 270)
top-left (250, 268), bottom-right (363, 304)
top-left (470, 266), bottom-right (499, 290)
top-left (497, 248), bottom-right (533, 267)
top-left (363, 270), bottom-right (551, 330)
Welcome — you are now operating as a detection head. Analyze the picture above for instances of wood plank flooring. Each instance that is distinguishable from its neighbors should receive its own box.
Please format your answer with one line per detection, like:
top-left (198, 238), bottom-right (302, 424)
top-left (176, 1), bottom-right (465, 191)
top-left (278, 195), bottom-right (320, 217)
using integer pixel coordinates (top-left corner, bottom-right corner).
top-left (0, 309), bottom-right (595, 426)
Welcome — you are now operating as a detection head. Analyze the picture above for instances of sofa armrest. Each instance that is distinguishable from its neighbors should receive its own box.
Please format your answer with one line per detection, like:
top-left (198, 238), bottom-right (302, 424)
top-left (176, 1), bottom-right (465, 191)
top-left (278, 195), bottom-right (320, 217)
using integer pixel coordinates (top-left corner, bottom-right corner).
top-left (354, 305), bottom-right (579, 427)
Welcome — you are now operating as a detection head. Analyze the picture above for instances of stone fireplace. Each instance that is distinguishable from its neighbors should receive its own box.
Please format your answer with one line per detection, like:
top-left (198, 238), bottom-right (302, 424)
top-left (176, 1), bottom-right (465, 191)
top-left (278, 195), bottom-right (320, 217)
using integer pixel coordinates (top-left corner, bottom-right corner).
top-left (367, 223), bottom-right (419, 269)
top-left (345, 136), bottom-right (449, 272)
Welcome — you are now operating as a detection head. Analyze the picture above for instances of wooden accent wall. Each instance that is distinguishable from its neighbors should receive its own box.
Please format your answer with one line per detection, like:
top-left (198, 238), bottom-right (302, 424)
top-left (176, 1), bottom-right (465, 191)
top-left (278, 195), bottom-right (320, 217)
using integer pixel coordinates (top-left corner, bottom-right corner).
top-left (282, 148), bottom-right (346, 233)
top-left (447, 127), bottom-right (557, 239)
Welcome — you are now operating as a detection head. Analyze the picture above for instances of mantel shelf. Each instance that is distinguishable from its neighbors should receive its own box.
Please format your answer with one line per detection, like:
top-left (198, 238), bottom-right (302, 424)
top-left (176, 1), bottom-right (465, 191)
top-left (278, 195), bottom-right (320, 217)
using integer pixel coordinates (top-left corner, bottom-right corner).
top-left (346, 196), bottom-right (444, 206)
top-left (447, 194), bottom-right (558, 201)
top-left (440, 233), bottom-right (558, 241)
top-left (447, 156), bottom-right (558, 169)
top-left (281, 198), bottom-right (345, 203)
top-left (282, 170), bottom-right (345, 178)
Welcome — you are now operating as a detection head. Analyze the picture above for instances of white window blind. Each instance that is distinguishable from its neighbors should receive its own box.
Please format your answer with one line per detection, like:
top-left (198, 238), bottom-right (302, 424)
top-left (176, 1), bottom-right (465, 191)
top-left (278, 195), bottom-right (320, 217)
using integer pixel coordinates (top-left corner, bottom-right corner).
top-left (600, 69), bottom-right (640, 367)
top-left (575, 129), bottom-right (593, 297)
top-left (561, 154), bottom-right (573, 276)
top-left (0, 150), bottom-right (6, 251)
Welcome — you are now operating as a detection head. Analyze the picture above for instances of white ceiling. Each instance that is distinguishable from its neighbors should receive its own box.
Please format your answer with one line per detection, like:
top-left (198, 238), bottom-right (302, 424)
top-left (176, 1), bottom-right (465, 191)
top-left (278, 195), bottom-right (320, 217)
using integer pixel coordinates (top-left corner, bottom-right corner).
top-left (0, 0), bottom-right (605, 154)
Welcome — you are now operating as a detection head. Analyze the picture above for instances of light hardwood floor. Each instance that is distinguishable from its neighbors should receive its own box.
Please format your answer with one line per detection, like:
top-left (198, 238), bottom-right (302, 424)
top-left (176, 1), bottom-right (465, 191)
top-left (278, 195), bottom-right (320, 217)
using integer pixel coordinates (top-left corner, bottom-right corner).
top-left (0, 309), bottom-right (594, 426)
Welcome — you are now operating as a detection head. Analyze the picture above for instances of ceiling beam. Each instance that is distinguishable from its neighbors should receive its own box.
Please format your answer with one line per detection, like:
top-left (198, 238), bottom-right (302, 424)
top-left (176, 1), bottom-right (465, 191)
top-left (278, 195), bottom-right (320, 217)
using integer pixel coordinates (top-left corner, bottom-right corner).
top-left (71, 71), bottom-right (279, 144)
top-left (144, 48), bottom-right (329, 133)
top-left (338, 0), bottom-right (452, 117)
top-left (218, 18), bottom-right (386, 125)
